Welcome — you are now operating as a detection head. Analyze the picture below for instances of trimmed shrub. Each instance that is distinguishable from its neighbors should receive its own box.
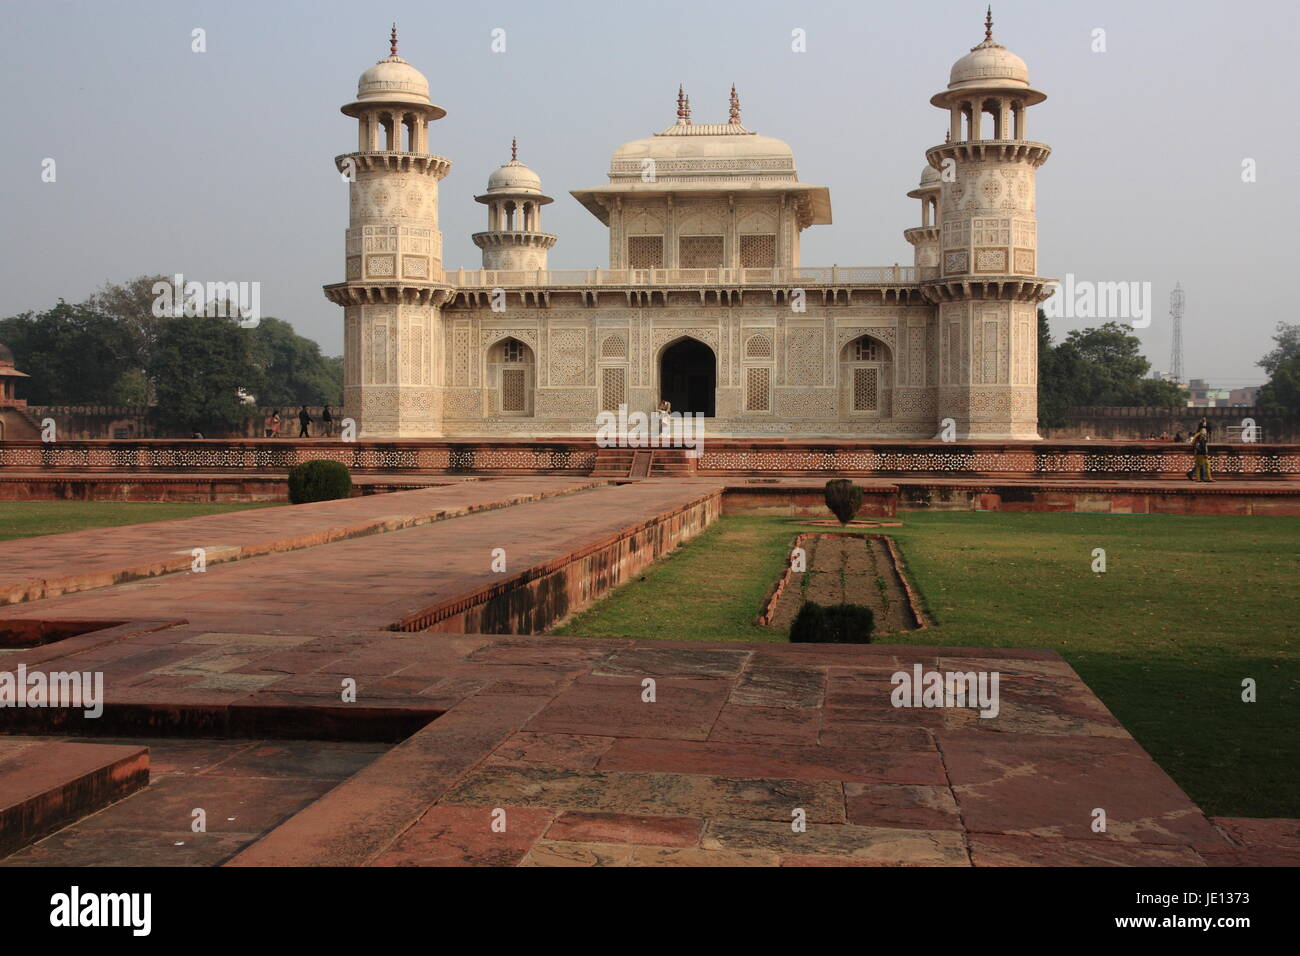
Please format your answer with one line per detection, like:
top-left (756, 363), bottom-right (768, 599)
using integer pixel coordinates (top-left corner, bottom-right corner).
top-left (789, 601), bottom-right (874, 644)
top-left (824, 479), bottom-right (864, 525)
top-left (288, 459), bottom-right (352, 504)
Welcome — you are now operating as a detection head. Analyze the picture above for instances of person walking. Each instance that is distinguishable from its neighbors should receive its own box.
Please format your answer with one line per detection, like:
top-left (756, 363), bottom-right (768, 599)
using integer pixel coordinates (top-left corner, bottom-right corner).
top-left (322, 405), bottom-right (334, 437)
top-left (270, 411), bottom-right (281, 438)
top-left (298, 405), bottom-right (312, 439)
top-left (263, 411), bottom-right (275, 438)
top-left (1188, 423), bottom-right (1213, 482)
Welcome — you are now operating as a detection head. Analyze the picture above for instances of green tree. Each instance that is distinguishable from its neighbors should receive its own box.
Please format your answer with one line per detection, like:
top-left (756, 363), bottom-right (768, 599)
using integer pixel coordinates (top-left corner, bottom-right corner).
top-left (1037, 317), bottom-right (1185, 418)
top-left (245, 317), bottom-right (343, 406)
top-left (83, 275), bottom-right (170, 404)
top-left (0, 303), bottom-right (136, 403)
top-left (1258, 323), bottom-right (1300, 415)
top-left (150, 315), bottom-right (257, 435)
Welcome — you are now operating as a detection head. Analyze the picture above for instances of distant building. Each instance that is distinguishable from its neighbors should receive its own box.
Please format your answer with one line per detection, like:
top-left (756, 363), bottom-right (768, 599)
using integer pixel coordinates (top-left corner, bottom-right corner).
top-left (1186, 378), bottom-right (1231, 406)
top-left (328, 15), bottom-right (1053, 439)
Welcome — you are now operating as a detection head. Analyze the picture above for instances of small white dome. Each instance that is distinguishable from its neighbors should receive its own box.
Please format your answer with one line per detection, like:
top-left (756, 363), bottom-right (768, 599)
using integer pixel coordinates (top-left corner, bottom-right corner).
top-left (919, 164), bottom-right (942, 187)
top-left (356, 55), bottom-right (430, 106)
top-left (948, 38), bottom-right (1031, 91)
top-left (487, 160), bottom-right (543, 194)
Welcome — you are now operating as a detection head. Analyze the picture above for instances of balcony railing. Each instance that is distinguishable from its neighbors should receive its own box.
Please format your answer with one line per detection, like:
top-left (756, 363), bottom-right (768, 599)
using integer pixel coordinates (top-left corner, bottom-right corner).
top-left (446, 266), bottom-right (936, 288)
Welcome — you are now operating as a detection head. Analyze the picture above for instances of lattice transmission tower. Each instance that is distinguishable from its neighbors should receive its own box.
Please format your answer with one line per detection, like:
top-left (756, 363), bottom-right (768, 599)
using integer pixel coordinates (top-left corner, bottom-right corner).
top-left (1169, 282), bottom-right (1185, 383)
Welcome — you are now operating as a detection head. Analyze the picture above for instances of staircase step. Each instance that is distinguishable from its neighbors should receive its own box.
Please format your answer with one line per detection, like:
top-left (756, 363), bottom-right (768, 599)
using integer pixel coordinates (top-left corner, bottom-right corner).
top-left (0, 741), bottom-right (150, 856)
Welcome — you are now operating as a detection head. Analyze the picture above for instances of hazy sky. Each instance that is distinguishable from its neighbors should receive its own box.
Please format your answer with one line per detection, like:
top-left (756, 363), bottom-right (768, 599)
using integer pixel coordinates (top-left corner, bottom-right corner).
top-left (1, 0), bottom-right (1295, 387)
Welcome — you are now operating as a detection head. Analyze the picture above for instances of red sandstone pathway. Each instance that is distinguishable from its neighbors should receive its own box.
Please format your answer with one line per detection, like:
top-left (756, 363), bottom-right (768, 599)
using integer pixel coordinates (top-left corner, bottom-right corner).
top-left (0, 479), bottom-right (725, 634)
top-left (0, 476), bottom-right (603, 606)
top-left (1, 480), bottom-right (1293, 866)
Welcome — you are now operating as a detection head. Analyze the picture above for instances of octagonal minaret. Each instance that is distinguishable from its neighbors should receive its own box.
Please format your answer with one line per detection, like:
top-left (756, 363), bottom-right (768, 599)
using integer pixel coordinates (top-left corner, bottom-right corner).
top-left (472, 140), bottom-right (557, 272)
top-left (324, 26), bottom-right (452, 437)
top-left (904, 164), bottom-right (942, 271)
top-left (922, 8), bottom-right (1052, 439)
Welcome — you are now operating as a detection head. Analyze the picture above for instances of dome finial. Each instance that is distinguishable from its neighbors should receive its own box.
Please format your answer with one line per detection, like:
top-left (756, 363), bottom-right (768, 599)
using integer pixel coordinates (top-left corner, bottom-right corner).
top-left (390, 23), bottom-right (398, 57)
top-left (676, 85), bottom-right (689, 124)
top-left (984, 6), bottom-right (993, 41)
top-left (729, 84), bottom-right (741, 124)
top-left (511, 137), bottom-right (518, 162)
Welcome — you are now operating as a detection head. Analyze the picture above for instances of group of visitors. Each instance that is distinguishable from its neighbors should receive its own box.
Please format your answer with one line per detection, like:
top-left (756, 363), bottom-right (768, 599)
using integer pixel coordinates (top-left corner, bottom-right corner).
top-left (263, 406), bottom-right (333, 439)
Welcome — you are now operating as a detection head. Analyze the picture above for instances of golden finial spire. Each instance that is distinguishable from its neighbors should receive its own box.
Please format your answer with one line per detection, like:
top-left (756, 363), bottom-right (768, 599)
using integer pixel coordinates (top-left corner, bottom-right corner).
top-left (729, 84), bottom-right (741, 124)
top-left (984, 6), bottom-right (993, 41)
top-left (390, 23), bottom-right (399, 57)
top-left (511, 137), bottom-right (518, 162)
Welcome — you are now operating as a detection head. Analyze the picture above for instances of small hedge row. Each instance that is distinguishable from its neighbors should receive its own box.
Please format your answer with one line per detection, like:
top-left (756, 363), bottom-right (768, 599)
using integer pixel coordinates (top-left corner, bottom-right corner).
top-left (287, 459), bottom-right (352, 504)
top-left (789, 601), bottom-right (874, 643)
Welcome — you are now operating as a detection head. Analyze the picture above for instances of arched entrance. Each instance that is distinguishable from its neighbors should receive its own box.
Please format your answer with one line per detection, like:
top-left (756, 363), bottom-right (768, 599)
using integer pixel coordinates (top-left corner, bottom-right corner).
top-left (660, 338), bottom-right (716, 417)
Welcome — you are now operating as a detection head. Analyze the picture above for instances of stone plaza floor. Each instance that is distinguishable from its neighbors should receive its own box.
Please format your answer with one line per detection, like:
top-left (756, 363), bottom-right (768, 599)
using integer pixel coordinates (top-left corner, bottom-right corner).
top-left (0, 478), bottom-right (1295, 866)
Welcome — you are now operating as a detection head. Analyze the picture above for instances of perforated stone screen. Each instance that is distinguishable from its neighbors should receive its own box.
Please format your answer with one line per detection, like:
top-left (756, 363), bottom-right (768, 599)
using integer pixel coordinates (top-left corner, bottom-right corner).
top-left (627, 236), bottom-right (664, 269)
top-left (853, 367), bottom-right (878, 411)
top-left (746, 366), bottom-right (771, 411)
top-left (678, 236), bottom-right (724, 269)
top-left (601, 366), bottom-right (626, 412)
top-left (739, 234), bottom-right (776, 269)
top-left (501, 368), bottom-right (526, 412)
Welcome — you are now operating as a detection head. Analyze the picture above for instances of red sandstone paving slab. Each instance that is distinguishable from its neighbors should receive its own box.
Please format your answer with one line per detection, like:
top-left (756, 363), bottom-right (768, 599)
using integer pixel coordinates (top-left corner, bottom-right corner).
top-left (69, 775), bottom-right (336, 834)
top-left (61, 737), bottom-right (256, 776)
top-left (525, 676), bottom-right (731, 740)
top-left (520, 840), bottom-right (636, 867)
top-left (226, 694), bottom-right (549, 866)
top-left (0, 477), bottom-right (602, 607)
top-left (372, 805), bottom-right (557, 867)
top-left (1198, 846), bottom-right (1300, 866)
top-left (198, 740), bottom-right (388, 780)
top-left (729, 666), bottom-right (825, 708)
top-left (467, 639), bottom-right (624, 666)
top-left (701, 819), bottom-right (970, 866)
top-left (598, 738), bottom-right (947, 786)
top-left (545, 810), bottom-right (704, 847)
top-left (938, 730), bottom-right (1222, 848)
top-left (484, 732), bottom-right (616, 771)
top-left (844, 782), bottom-right (962, 830)
top-left (1211, 816), bottom-right (1300, 848)
top-left (969, 833), bottom-right (1206, 867)
top-left (939, 675), bottom-right (1129, 739)
top-left (818, 722), bottom-right (936, 752)
top-left (1, 827), bottom-right (262, 867)
top-left (591, 647), bottom-right (751, 679)
top-left (708, 704), bottom-right (822, 747)
top-left (627, 846), bottom-right (780, 866)
top-left (439, 765), bottom-right (847, 823)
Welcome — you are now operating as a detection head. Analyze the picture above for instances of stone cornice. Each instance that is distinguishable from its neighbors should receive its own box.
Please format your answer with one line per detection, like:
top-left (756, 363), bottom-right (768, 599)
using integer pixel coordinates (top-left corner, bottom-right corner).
top-left (335, 152), bottom-right (452, 179)
top-left (323, 282), bottom-right (453, 307)
top-left (903, 226), bottom-right (940, 246)
top-left (926, 140), bottom-right (1050, 168)
top-left (920, 276), bottom-right (1056, 304)
top-left (471, 231), bottom-right (559, 250)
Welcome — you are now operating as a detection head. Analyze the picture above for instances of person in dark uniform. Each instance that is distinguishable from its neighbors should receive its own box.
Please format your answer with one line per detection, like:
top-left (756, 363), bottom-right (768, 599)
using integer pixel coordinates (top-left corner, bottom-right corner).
top-left (1189, 423), bottom-right (1213, 482)
top-left (321, 405), bottom-right (334, 437)
top-left (298, 405), bottom-right (312, 438)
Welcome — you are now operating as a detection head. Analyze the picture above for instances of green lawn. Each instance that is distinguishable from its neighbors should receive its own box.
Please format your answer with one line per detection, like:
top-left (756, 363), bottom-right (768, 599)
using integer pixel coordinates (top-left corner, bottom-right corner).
top-left (554, 512), bottom-right (1300, 817)
top-left (0, 501), bottom-right (274, 541)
